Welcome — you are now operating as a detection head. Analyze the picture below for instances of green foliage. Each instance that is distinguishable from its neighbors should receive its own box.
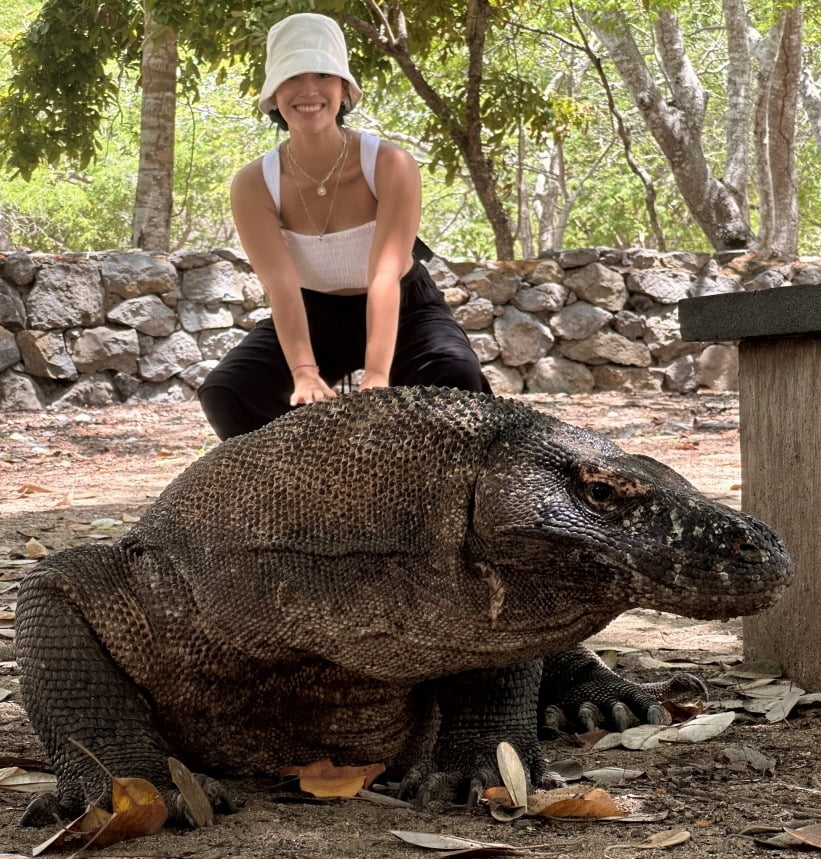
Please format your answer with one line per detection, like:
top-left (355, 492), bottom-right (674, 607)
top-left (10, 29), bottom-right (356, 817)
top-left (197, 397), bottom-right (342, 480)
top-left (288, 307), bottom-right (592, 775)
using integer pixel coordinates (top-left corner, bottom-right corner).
top-left (0, 0), bottom-right (140, 178)
top-left (1, 0), bottom-right (818, 258)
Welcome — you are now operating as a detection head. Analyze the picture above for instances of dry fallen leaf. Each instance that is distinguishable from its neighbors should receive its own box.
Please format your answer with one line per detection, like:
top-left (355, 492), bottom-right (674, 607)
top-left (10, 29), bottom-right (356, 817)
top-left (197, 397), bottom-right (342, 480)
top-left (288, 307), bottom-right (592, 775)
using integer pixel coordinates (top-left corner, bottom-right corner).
top-left (604, 827), bottom-right (691, 856)
top-left (783, 823), bottom-right (821, 848)
top-left (355, 788), bottom-right (412, 808)
top-left (0, 766), bottom-right (57, 794)
top-left (390, 829), bottom-right (528, 854)
top-left (619, 725), bottom-right (674, 750)
top-left (169, 756), bottom-right (214, 827)
top-left (24, 538), bottom-right (48, 559)
top-left (496, 742), bottom-right (528, 809)
top-left (582, 766), bottom-right (646, 785)
top-left (32, 804), bottom-right (111, 856)
top-left (549, 758), bottom-right (585, 781)
top-left (587, 731), bottom-right (624, 752)
top-left (765, 690), bottom-right (805, 723)
top-left (112, 776), bottom-right (168, 822)
top-left (717, 746), bottom-right (776, 774)
top-left (528, 786), bottom-right (626, 819)
top-left (54, 489), bottom-right (75, 507)
top-left (18, 483), bottom-right (53, 496)
top-left (280, 759), bottom-right (385, 798)
top-left (480, 785), bottom-right (515, 814)
top-left (31, 777), bottom-right (167, 855)
top-left (662, 698), bottom-right (704, 722)
top-left (672, 711), bottom-right (735, 742)
top-left (638, 656), bottom-right (700, 671)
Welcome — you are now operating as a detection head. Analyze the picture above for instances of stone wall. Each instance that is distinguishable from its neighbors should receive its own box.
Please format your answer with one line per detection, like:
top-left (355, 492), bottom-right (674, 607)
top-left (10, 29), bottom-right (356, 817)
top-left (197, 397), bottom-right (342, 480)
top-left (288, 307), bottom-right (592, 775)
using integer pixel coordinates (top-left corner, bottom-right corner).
top-left (1, 246), bottom-right (818, 410)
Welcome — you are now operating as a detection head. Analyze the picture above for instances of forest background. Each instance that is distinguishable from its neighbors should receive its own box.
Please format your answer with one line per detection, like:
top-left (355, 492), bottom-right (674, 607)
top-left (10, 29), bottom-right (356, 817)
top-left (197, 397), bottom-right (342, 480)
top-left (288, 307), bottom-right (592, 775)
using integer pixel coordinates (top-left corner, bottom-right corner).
top-left (0, 0), bottom-right (819, 263)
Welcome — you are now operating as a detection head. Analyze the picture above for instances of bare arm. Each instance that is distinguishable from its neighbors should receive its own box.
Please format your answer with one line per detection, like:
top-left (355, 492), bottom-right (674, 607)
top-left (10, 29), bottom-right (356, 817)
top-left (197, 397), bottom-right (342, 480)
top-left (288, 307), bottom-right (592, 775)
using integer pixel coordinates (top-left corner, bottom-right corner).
top-left (230, 161), bottom-right (336, 406)
top-left (360, 143), bottom-right (422, 389)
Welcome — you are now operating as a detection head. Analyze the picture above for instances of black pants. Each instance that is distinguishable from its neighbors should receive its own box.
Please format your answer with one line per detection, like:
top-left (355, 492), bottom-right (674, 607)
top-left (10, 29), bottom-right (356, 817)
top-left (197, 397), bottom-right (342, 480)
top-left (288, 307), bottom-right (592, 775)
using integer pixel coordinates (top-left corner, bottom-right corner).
top-left (198, 261), bottom-right (491, 440)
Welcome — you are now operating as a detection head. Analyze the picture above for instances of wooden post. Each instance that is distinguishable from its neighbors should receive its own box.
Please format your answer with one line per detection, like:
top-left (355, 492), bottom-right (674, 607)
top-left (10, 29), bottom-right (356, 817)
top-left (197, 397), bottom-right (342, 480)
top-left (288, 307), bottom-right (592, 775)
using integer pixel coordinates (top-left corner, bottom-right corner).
top-left (680, 285), bottom-right (821, 689)
top-left (739, 338), bottom-right (821, 687)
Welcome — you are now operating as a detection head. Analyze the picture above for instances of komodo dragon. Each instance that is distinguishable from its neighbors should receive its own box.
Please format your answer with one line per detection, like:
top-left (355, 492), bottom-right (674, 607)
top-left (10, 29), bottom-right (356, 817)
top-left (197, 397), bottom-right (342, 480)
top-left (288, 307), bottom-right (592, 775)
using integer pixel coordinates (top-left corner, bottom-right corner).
top-left (16, 387), bottom-right (792, 825)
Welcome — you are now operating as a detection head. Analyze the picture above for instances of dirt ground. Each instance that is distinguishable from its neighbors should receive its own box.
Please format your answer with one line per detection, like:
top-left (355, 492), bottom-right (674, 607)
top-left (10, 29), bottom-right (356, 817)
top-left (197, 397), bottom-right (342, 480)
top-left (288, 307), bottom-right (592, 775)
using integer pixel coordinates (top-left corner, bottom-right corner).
top-left (0, 391), bottom-right (818, 859)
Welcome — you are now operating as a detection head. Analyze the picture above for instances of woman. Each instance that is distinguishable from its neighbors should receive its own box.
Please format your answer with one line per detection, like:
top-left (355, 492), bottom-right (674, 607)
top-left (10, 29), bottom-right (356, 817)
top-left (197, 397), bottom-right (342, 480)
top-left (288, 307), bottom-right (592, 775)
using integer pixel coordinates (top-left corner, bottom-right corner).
top-left (198, 12), bottom-right (490, 440)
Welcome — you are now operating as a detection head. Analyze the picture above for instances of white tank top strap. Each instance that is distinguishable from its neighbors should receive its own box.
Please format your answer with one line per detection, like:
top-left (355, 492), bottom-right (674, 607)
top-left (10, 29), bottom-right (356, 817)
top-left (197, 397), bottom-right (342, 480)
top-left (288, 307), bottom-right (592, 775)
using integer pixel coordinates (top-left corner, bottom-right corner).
top-left (359, 132), bottom-right (379, 198)
top-left (261, 145), bottom-right (283, 210)
top-left (261, 133), bottom-right (380, 212)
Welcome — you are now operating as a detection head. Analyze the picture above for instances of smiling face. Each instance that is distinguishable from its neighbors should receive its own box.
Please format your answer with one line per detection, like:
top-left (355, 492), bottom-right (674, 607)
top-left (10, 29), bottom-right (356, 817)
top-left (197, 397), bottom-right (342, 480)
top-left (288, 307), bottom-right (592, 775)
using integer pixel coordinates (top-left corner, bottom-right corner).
top-left (274, 72), bottom-right (349, 129)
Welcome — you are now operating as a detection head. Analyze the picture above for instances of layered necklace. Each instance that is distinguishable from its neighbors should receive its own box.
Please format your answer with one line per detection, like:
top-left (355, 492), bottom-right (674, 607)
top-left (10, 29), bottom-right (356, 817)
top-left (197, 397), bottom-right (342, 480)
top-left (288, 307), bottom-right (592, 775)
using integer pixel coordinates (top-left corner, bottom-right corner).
top-left (286, 131), bottom-right (349, 197)
top-left (286, 131), bottom-right (350, 240)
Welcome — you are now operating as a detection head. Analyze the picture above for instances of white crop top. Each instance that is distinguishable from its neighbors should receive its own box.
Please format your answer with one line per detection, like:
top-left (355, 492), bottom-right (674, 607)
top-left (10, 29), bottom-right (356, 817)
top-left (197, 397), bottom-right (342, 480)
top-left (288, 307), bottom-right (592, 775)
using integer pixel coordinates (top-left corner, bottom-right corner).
top-left (261, 132), bottom-right (380, 294)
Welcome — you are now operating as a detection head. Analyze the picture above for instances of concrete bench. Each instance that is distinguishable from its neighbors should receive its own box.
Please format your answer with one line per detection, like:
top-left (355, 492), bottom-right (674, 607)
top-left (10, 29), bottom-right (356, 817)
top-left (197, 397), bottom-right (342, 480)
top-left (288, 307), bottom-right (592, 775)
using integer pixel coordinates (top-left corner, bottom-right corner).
top-left (680, 284), bottom-right (821, 690)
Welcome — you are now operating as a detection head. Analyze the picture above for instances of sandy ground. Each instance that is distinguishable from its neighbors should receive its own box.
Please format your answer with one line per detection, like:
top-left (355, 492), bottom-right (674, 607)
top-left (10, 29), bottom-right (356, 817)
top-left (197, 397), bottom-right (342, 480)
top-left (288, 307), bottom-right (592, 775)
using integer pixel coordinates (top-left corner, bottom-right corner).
top-left (0, 391), bottom-right (817, 858)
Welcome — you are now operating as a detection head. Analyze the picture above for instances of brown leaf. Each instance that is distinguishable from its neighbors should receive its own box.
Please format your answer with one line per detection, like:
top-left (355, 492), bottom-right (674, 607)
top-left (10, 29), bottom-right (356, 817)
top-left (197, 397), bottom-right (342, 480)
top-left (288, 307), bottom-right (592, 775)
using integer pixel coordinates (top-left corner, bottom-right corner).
top-left (108, 776), bottom-right (168, 835)
top-left (18, 483), bottom-right (53, 495)
top-left (31, 779), bottom-right (167, 855)
top-left (31, 804), bottom-right (111, 855)
top-left (481, 786), bottom-right (514, 808)
top-left (24, 538), bottom-right (48, 559)
top-left (280, 759), bottom-right (385, 798)
top-left (54, 489), bottom-right (75, 507)
top-left (662, 699), bottom-right (704, 722)
top-left (529, 786), bottom-right (626, 819)
top-left (573, 729), bottom-right (610, 749)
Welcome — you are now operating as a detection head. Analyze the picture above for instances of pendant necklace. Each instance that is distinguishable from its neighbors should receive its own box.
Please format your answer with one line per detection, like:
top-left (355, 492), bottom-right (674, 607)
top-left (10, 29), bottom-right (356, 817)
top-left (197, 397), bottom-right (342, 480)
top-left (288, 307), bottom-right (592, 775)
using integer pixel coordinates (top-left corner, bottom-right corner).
top-left (286, 131), bottom-right (348, 197)
top-left (286, 134), bottom-right (349, 239)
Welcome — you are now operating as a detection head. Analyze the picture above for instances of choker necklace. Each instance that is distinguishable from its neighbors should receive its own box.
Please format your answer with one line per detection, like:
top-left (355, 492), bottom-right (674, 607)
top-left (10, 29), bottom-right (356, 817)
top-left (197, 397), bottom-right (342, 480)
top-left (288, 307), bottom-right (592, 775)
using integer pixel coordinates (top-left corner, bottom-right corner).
top-left (286, 135), bottom-right (349, 239)
top-left (286, 132), bottom-right (348, 197)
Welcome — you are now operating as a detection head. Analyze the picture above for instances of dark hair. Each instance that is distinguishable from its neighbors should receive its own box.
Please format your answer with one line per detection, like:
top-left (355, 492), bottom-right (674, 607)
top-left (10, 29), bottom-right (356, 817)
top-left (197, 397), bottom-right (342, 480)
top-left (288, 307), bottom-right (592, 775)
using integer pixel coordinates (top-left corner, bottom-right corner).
top-left (268, 103), bottom-right (349, 131)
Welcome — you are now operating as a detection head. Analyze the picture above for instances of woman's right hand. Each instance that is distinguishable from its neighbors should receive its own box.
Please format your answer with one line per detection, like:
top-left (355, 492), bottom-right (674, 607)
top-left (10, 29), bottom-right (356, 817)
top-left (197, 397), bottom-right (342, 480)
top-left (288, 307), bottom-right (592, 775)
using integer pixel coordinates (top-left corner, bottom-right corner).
top-left (290, 367), bottom-right (337, 407)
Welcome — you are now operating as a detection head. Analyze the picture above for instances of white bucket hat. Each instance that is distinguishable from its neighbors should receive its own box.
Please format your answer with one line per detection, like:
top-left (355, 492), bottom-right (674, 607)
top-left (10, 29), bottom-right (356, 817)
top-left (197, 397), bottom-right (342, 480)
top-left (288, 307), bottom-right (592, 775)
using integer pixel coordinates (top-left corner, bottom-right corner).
top-left (258, 13), bottom-right (363, 116)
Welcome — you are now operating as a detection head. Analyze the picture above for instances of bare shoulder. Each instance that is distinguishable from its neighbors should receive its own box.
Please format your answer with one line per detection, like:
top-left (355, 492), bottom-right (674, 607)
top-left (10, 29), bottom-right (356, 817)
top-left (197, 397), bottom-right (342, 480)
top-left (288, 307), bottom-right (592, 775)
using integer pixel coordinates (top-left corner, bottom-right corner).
top-left (231, 157), bottom-right (266, 197)
top-left (231, 156), bottom-right (278, 220)
top-left (374, 137), bottom-right (418, 171)
top-left (372, 137), bottom-right (420, 196)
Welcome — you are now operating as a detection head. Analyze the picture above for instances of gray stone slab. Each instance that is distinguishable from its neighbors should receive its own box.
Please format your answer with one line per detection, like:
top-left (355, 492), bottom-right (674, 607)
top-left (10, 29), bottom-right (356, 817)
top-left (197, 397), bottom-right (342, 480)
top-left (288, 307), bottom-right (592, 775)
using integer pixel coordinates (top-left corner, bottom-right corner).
top-left (679, 284), bottom-right (821, 341)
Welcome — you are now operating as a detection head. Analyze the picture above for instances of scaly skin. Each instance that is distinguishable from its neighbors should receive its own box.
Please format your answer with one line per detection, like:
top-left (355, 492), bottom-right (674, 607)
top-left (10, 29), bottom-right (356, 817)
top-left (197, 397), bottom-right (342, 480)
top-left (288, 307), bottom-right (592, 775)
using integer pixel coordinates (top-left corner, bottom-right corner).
top-left (15, 387), bottom-right (793, 823)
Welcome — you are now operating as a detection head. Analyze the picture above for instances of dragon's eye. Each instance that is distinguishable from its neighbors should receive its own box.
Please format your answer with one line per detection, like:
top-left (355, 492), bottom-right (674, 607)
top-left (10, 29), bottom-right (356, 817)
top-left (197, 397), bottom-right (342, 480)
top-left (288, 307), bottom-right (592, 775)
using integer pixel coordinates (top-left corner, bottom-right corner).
top-left (588, 482), bottom-right (615, 504)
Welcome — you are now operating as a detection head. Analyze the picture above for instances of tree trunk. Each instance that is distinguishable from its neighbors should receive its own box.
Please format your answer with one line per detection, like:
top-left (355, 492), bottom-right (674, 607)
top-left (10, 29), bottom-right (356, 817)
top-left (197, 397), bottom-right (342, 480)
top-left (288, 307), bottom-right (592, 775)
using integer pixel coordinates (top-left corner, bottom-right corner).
top-left (0, 209), bottom-right (10, 250)
top-left (722, 0), bottom-right (752, 220)
top-left (801, 69), bottom-right (821, 156)
top-left (131, 4), bottom-right (177, 251)
top-left (587, 9), bottom-right (754, 251)
top-left (753, 6), bottom-right (802, 259)
top-left (515, 124), bottom-right (534, 258)
top-left (342, 2), bottom-right (515, 259)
